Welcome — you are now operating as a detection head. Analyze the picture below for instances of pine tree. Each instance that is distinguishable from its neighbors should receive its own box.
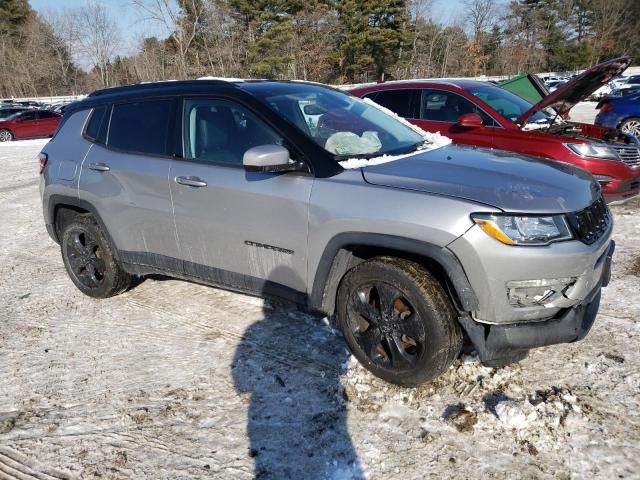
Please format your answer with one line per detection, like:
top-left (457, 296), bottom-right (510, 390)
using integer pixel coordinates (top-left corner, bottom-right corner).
top-left (0, 0), bottom-right (31, 35)
top-left (336, 0), bottom-right (410, 82)
top-left (229, 0), bottom-right (305, 78)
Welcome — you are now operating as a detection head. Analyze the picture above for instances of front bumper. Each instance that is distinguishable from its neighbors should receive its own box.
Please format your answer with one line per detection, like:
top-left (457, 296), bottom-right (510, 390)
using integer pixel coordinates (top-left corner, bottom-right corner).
top-left (459, 241), bottom-right (614, 362)
top-left (448, 221), bottom-right (614, 325)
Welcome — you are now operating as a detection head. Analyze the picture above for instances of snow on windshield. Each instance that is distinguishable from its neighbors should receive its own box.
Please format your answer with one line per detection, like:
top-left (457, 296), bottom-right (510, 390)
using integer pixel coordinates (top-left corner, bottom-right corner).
top-left (337, 98), bottom-right (451, 169)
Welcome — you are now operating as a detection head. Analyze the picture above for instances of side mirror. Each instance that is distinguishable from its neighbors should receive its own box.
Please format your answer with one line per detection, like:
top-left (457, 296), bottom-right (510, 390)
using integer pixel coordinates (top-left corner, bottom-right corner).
top-left (457, 113), bottom-right (483, 128)
top-left (243, 144), bottom-right (303, 173)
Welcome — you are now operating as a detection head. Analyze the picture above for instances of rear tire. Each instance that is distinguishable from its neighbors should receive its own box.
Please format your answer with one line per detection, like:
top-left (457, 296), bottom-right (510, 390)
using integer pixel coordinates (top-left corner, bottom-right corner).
top-left (620, 117), bottom-right (640, 138)
top-left (60, 215), bottom-right (131, 298)
top-left (337, 257), bottom-right (462, 386)
top-left (0, 129), bottom-right (13, 142)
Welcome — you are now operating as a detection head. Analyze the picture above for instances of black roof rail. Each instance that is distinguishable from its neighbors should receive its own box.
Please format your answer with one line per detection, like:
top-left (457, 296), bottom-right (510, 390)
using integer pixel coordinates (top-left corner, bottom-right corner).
top-left (88, 79), bottom-right (235, 97)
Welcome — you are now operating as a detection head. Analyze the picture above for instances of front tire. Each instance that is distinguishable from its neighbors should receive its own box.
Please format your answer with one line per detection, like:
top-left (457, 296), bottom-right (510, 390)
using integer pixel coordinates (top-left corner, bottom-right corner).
top-left (620, 117), bottom-right (640, 138)
top-left (0, 129), bottom-right (13, 142)
top-left (60, 215), bottom-right (131, 298)
top-left (337, 257), bottom-right (462, 386)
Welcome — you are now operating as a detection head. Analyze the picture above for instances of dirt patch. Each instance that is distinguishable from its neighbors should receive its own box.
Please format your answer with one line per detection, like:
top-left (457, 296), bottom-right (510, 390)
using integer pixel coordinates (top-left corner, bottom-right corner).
top-left (443, 403), bottom-right (478, 433)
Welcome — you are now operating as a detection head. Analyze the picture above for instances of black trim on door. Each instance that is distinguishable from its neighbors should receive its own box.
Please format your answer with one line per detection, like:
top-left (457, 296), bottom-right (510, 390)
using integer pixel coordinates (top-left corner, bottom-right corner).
top-left (119, 250), bottom-right (308, 307)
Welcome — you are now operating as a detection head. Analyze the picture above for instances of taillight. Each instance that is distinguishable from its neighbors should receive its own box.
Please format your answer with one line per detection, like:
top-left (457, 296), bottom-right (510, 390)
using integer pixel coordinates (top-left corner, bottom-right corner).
top-left (39, 152), bottom-right (48, 174)
top-left (600, 102), bottom-right (614, 112)
top-left (596, 100), bottom-right (613, 112)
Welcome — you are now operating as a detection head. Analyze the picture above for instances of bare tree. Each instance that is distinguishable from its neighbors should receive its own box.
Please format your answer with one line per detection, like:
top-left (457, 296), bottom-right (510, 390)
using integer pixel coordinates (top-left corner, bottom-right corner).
top-left (464, 0), bottom-right (497, 41)
top-left (133, 0), bottom-right (203, 79)
top-left (76, 1), bottom-right (120, 88)
top-left (41, 8), bottom-right (82, 93)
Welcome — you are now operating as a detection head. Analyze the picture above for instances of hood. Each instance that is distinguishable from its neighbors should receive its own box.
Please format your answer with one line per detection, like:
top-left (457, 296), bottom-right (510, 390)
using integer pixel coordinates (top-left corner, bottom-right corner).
top-left (515, 56), bottom-right (632, 126)
top-left (361, 145), bottom-right (600, 214)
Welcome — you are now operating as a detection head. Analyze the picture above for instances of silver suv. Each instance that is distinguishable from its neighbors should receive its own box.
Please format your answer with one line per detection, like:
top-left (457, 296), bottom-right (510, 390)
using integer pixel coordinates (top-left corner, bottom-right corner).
top-left (40, 80), bottom-right (614, 385)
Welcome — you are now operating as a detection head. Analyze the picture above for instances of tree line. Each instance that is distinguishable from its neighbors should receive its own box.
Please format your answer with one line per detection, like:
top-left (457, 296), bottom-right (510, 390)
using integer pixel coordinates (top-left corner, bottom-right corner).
top-left (0, 0), bottom-right (638, 98)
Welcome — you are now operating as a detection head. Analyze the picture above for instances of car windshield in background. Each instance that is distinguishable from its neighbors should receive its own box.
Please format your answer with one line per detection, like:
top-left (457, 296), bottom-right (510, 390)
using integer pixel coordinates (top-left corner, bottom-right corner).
top-left (464, 84), bottom-right (551, 124)
top-left (247, 83), bottom-right (424, 158)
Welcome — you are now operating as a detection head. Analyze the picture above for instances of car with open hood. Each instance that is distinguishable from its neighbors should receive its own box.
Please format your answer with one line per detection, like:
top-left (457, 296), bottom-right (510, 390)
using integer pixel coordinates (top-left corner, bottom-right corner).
top-left (41, 79), bottom-right (614, 386)
top-left (350, 57), bottom-right (640, 203)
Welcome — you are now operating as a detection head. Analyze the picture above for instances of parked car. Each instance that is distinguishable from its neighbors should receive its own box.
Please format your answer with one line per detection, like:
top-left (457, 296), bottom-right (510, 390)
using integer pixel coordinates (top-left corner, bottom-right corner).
top-left (0, 106), bottom-right (28, 120)
top-left (40, 79), bottom-right (614, 385)
top-left (0, 109), bottom-right (61, 142)
top-left (612, 75), bottom-right (640, 96)
top-left (350, 56), bottom-right (639, 203)
top-left (595, 93), bottom-right (640, 138)
top-left (546, 79), bottom-right (567, 92)
top-left (57, 101), bottom-right (78, 115)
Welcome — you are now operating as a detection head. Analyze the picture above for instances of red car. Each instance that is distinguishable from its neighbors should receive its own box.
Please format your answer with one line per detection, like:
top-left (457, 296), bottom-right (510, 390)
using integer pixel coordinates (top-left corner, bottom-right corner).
top-left (350, 57), bottom-right (640, 203)
top-left (0, 109), bottom-right (61, 142)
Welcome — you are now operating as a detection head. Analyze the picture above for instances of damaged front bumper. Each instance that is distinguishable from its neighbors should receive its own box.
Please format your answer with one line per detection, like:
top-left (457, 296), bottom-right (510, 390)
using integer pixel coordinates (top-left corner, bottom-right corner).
top-left (458, 241), bottom-right (614, 363)
top-left (448, 221), bottom-right (614, 325)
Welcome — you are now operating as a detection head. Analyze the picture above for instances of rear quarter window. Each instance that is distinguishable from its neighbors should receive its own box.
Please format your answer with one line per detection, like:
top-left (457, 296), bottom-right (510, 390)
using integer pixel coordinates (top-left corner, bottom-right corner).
top-left (364, 89), bottom-right (418, 118)
top-left (107, 99), bottom-right (174, 156)
top-left (84, 105), bottom-right (109, 143)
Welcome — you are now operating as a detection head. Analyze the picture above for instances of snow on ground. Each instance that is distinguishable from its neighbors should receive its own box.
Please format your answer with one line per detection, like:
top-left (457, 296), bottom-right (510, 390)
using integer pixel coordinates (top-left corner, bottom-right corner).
top-left (1, 139), bottom-right (639, 479)
top-left (570, 102), bottom-right (599, 124)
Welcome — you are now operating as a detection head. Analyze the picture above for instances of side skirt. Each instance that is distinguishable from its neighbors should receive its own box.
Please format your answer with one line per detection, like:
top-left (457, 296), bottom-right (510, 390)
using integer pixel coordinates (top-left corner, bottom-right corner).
top-left (119, 250), bottom-right (309, 308)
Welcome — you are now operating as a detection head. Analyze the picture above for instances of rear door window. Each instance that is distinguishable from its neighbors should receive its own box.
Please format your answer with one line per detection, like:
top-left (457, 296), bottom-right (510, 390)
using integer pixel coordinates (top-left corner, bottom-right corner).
top-left (420, 90), bottom-right (496, 125)
top-left (108, 99), bottom-right (174, 156)
top-left (37, 111), bottom-right (58, 119)
top-left (19, 111), bottom-right (37, 121)
top-left (365, 89), bottom-right (419, 118)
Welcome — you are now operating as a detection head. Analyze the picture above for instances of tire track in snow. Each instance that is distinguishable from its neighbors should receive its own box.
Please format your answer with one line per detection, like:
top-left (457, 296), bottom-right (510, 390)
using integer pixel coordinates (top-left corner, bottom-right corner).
top-left (0, 447), bottom-right (74, 480)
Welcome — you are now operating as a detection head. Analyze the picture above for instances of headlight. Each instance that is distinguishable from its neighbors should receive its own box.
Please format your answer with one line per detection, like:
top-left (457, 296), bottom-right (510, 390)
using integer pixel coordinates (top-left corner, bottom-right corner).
top-left (564, 143), bottom-right (619, 160)
top-left (471, 213), bottom-right (573, 246)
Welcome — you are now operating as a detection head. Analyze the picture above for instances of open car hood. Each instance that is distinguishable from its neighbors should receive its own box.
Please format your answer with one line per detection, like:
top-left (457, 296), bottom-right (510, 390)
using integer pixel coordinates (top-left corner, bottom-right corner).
top-left (515, 56), bottom-right (632, 126)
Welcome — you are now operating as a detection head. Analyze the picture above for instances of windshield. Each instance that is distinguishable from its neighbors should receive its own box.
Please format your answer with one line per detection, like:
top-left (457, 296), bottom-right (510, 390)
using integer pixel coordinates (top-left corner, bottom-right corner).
top-left (464, 84), bottom-right (552, 124)
top-left (246, 83), bottom-right (424, 158)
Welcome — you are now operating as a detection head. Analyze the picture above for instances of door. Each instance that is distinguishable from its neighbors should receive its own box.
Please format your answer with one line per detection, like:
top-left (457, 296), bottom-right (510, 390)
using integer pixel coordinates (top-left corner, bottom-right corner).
top-left (36, 110), bottom-right (60, 136)
top-left (14, 110), bottom-right (39, 138)
top-left (79, 100), bottom-right (181, 266)
top-left (414, 89), bottom-right (498, 148)
top-left (170, 97), bottom-right (313, 294)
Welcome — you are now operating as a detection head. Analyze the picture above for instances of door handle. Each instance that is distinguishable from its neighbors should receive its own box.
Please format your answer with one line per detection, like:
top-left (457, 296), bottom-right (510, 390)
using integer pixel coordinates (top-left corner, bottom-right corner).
top-left (175, 176), bottom-right (207, 188)
top-left (88, 162), bottom-right (110, 172)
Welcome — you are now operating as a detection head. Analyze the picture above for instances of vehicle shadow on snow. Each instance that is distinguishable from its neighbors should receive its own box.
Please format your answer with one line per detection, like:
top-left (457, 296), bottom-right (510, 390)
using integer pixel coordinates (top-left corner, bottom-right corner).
top-left (232, 267), bottom-right (364, 480)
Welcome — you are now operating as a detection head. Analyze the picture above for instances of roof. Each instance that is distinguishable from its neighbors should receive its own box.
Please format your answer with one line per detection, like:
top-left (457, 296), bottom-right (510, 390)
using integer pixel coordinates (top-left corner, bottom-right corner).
top-left (72, 79), bottom-right (347, 114)
top-left (347, 78), bottom-right (492, 91)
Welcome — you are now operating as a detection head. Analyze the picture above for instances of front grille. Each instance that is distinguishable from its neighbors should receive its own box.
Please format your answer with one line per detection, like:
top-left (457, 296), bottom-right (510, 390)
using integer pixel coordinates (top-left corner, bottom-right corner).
top-left (568, 197), bottom-right (611, 245)
top-left (611, 144), bottom-right (640, 167)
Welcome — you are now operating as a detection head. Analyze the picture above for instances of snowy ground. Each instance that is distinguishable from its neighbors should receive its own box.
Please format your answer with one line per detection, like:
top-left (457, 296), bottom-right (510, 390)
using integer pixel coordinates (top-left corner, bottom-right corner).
top-left (1, 138), bottom-right (638, 480)
top-left (570, 102), bottom-right (599, 124)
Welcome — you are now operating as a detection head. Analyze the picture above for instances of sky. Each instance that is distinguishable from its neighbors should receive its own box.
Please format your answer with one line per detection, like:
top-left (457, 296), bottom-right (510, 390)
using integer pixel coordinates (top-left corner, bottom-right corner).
top-left (30, 0), bottom-right (470, 67)
top-left (30, 0), bottom-right (170, 64)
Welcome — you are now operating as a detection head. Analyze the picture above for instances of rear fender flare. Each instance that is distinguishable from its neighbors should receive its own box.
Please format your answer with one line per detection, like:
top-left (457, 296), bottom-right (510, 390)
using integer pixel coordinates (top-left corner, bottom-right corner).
top-left (47, 194), bottom-right (121, 261)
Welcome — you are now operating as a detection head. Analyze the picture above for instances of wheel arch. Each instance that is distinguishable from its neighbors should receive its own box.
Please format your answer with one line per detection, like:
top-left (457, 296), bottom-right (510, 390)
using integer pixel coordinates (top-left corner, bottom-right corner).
top-left (309, 233), bottom-right (478, 316)
top-left (617, 115), bottom-right (640, 130)
top-left (48, 195), bottom-right (121, 261)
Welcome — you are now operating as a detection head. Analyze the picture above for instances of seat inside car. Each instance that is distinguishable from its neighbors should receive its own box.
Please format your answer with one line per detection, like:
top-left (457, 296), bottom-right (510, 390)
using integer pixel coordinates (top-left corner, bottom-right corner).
top-left (193, 106), bottom-right (239, 163)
